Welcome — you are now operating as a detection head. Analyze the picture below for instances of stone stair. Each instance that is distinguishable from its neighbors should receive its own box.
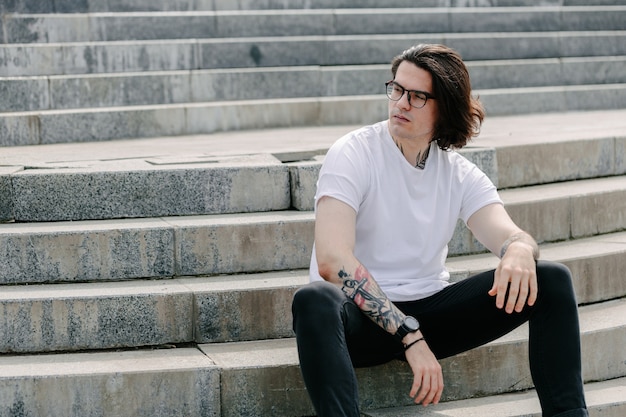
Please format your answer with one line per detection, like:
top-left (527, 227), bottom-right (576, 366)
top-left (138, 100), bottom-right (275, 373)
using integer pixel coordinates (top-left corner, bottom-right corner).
top-left (1, 1), bottom-right (625, 416)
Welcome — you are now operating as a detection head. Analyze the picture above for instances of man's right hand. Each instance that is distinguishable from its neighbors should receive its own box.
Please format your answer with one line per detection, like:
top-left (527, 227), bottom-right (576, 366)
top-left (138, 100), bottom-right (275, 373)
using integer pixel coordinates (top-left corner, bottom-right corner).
top-left (404, 333), bottom-right (443, 407)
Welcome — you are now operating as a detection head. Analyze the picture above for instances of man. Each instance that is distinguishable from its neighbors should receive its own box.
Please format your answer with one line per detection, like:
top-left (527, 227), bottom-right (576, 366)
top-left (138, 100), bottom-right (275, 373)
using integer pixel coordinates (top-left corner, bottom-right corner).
top-left (291, 44), bottom-right (588, 417)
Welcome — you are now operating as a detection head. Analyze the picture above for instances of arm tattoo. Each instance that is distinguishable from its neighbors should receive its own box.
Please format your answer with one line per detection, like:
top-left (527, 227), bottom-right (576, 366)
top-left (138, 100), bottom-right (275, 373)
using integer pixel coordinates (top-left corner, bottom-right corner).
top-left (339, 265), bottom-right (404, 333)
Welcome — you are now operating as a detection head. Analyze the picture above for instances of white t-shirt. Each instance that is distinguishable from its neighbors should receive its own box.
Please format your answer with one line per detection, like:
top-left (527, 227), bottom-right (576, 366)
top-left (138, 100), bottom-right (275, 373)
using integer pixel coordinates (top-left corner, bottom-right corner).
top-left (309, 120), bottom-right (502, 302)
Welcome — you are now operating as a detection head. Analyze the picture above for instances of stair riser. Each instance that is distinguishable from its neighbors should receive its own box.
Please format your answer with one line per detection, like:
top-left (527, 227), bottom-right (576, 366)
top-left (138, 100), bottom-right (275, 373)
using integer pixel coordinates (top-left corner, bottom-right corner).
top-left (5, 57), bottom-right (625, 113)
top-left (9, 0), bottom-right (626, 14)
top-left (2, 33), bottom-right (626, 77)
top-left (8, 161), bottom-right (290, 222)
top-left (203, 311), bottom-right (626, 416)
top-left (3, 9), bottom-right (625, 43)
top-left (0, 282), bottom-right (192, 353)
top-left (0, 349), bottom-right (220, 417)
top-left (3, 87), bottom-right (626, 147)
top-left (495, 137), bottom-right (626, 188)
top-left (2, 235), bottom-right (623, 353)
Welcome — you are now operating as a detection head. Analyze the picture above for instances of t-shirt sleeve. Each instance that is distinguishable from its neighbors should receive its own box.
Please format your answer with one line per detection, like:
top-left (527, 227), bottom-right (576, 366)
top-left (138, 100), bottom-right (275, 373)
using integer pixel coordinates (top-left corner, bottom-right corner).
top-left (458, 162), bottom-right (503, 224)
top-left (314, 135), bottom-right (369, 213)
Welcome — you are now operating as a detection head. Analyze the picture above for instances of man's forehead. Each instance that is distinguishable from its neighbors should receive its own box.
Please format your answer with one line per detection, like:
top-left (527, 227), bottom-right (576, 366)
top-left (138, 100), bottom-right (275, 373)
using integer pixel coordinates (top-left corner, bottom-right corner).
top-left (394, 62), bottom-right (432, 91)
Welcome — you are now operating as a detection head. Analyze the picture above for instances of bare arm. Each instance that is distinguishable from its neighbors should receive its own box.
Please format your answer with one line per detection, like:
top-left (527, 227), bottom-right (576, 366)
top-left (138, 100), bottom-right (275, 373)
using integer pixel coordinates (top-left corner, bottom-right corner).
top-left (315, 196), bottom-right (405, 333)
top-left (315, 195), bottom-right (443, 406)
top-left (467, 203), bottom-right (539, 313)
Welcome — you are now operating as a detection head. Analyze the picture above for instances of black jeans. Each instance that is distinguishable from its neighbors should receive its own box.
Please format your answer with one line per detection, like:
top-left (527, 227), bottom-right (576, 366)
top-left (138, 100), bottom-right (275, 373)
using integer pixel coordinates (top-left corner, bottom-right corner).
top-left (292, 261), bottom-right (588, 417)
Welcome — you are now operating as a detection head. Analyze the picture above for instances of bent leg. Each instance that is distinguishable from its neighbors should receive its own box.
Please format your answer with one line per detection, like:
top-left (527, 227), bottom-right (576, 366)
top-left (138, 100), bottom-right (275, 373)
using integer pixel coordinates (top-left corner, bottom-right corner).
top-left (292, 281), bottom-right (397, 417)
top-left (397, 261), bottom-right (586, 417)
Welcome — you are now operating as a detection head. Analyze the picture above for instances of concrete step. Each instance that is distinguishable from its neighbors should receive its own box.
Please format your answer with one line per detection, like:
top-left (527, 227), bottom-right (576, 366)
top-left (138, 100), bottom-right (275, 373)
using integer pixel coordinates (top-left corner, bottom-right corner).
top-left (364, 377), bottom-right (626, 416)
top-left (0, 173), bottom-right (625, 283)
top-left (3, 7), bottom-right (625, 43)
top-left (199, 298), bottom-right (626, 416)
top-left (1, 345), bottom-right (622, 417)
top-left (2, 83), bottom-right (626, 146)
top-left (0, 347), bottom-right (221, 417)
top-left (3, 56), bottom-right (625, 112)
top-left (4, 0), bottom-right (626, 13)
top-left (1, 231), bottom-right (624, 353)
top-left (2, 31), bottom-right (625, 77)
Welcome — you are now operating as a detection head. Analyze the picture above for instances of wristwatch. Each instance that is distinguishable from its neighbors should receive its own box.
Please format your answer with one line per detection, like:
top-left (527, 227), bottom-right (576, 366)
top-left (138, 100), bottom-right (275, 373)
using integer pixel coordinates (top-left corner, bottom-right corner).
top-left (395, 316), bottom-right (420, 341)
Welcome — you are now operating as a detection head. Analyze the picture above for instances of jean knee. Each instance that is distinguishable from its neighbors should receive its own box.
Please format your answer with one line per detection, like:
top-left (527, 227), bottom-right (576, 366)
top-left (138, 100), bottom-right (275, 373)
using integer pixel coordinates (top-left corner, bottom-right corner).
top-left (292, 281), bottom-right (345, 330)
top-left (536, 260), bottom-right (576, 301)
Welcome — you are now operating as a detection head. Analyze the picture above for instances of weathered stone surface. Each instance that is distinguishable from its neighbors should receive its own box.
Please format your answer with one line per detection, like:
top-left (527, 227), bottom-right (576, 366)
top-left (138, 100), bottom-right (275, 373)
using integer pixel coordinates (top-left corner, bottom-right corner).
top-left (0, 219), bottom-right (174, 284)
top-left (0, 76), bottom-right (49, 112)
top-left (0, 280), bottom-right (192, 352)
top-left (0, 113), bottom-right (40, 146)
top-left (172, 211), bottom-right (314, 276)
top-left (11, 155), bottom-right (289, 221)
top-left (0, 167), bottom-right (20, 222)
top-left (0, 348), bottom-right (220, 417)
top-left (495, 137), bottom-right (615, 188)
top-left (288, 157), bottom-right (323, 211)
top-left (200, 300), bottom-right (626, 415)
top-left (180, 271), bottom-right (307, 343)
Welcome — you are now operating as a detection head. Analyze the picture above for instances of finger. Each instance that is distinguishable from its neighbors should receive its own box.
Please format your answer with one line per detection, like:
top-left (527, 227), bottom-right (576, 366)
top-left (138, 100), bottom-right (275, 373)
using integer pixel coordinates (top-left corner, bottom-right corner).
top-left (527, 272), bottom-right (538, 306)
top-left (494, 271), bottom-right (511, 310)
top-left (421, 373), bottom-right (439, 406)
top-left (413, 374), bottom-right (431, 405)
top-left (433, 369), bottom-right (444, 405)
top-left (409, 370), bottom-right (422, 398)
top-left (514, 273), bottom-right (530, 313)
top-left (505, 270), bottom-right (521, 314)
top-left (488, 264), bottom-right (502, 297)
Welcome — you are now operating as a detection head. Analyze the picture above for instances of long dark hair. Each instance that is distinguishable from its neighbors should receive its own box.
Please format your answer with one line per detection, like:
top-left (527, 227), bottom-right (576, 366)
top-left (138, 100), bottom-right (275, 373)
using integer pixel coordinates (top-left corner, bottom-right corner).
top-left (390, 44), bottom-right (484, 150)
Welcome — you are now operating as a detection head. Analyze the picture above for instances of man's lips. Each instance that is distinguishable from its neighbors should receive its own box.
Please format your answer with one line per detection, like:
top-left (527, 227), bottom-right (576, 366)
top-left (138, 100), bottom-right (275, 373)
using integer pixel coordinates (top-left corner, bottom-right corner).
top-left (392, 113), bottom-right (410, 123)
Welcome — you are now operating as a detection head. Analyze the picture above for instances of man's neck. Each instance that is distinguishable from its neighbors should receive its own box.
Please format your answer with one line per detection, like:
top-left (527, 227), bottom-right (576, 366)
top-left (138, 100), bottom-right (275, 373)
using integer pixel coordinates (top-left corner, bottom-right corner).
top-left (392, 136), bottom-right (432, 169)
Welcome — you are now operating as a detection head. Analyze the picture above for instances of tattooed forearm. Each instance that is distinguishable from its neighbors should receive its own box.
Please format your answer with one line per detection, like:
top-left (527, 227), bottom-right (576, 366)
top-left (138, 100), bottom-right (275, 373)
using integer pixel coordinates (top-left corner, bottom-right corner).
top-left (339, 265), bottom-right (404, 333)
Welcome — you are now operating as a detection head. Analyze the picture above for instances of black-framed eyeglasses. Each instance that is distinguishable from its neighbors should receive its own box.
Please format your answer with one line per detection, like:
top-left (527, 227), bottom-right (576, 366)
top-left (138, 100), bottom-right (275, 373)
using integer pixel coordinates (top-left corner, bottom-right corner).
top-left (385, 81), bottom-right (435, 109)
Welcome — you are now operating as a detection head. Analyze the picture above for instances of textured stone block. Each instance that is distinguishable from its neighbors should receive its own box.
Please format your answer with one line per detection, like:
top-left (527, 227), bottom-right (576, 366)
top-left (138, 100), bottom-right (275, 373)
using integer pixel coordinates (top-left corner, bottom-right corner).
top-left (186, 100), bottom-right (321, 134)
top-left (0, 43), bottom-right (65, 76)
top-left (450, 9), bottom-right (558, 33)
top-left (0, 167), bottom-right (20, 222)
top-left (570, 181), bottom-right (626, 238)
top-left (38, 106), bottom-right (186, 143)
top-left (288, 158), bottom-right (322, 211)
top-left (0, 349), bottom-right (220, 417)
top-left (616, 136), bottom-right (626, 175)
top-left (0, 219), bottom-right (174, 284)
top-left (181, 271), bottom-right (307, 343)
top-left (318, 96), bottom-right (387, 126)
top-left (172, 211), bottom-right (314, 276)
top-left (564, 84), bottom-right (626, 112)
top-left (447, 33), bottom-right (560, 60)
top-left (215, 11), bottom-right (333, 37)
top-left (12, 157), bottom-right (290, 221)
top-left (562, 56), bottom-right (626, 86)
top-left (480, 86), bottom-right (567, 117)
top-left (91, 14), bottom-right (216, 41)
top-left (460, 146), bottom-right (498, 187)
top-left (560, 32), bottom-right (626, 58)
top-left (191, 67), bottom-right (321, 102)
top-left (0, 280), bottom-right (192, 352)
top-left (558, 234), bottom-right (626, 304)
top-left (49, 72), bottom-right (192, 108)
top-left (500, 185), bottom-right (572, 244)
top-left (320, 66), bottom-right (387, 96)
top-left (4, 14), bottom-right (90, 43)
top-left (0, 76), bottom-right (49, 112)
top-left (0, 113), bottom-right (40, 146)
top-left (198, 38), bottom-right (325, 68)
top-left (495, 137), bottom-right (614, 188)
top-left (561, 9), bottom-right (626, 31)
top-left (468, 59), bottom-right (562, 90)
top-left (334, 9), bottom-right (448, 35)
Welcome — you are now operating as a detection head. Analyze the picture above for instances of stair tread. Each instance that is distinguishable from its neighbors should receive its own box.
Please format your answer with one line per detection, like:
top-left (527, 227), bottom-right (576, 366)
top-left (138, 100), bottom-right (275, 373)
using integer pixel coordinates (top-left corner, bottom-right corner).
top-left (364, 376), bottom-right (626, 416)
top-left (0, 109), bottom-right (625, 166)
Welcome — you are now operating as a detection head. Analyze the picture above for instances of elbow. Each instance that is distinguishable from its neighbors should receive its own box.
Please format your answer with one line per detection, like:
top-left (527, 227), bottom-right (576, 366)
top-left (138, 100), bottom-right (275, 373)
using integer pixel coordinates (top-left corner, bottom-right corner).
top-left (315, 250), bottom-right (343, 283)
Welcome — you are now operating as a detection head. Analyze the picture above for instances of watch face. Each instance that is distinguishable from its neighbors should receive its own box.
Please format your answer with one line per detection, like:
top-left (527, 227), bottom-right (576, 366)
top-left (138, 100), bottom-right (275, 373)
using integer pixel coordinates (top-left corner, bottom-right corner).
top-left (405, 316), bottom-right (420, 331)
